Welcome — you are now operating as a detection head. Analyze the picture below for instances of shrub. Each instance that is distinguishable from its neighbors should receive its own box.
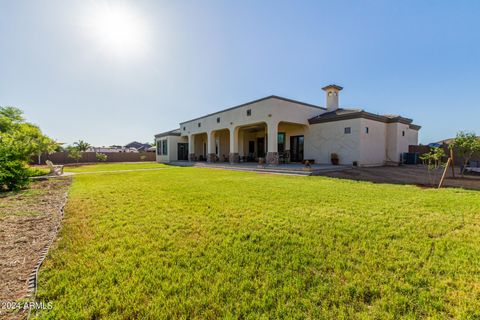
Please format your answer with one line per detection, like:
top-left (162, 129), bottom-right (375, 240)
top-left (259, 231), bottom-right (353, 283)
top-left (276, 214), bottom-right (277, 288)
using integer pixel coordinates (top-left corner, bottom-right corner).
top-left (96, 153), bottom-right (108, 162)
top-left (0, 106), bottom-right (55, 191)
top-left (0, 160), bottom-right (31, 191)
top-left (67, 147), bottom-right (82, 163)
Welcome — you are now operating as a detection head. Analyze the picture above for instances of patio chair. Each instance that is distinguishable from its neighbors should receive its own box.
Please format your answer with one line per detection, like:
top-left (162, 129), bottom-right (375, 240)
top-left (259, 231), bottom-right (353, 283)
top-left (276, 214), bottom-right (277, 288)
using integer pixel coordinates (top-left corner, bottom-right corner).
top-left (46, 160), bottom-right (64, 176)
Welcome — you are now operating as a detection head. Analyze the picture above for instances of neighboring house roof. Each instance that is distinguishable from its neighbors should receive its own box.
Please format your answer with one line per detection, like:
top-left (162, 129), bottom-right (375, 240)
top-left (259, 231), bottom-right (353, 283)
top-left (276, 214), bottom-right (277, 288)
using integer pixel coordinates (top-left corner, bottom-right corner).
top-left (434, 136), bottom-right (480, 145)
top-left (124, 141), bottom-right (152, 151)
top-left (179, 95), bottom-right (326, 125)
top-left (308, 108), bottom-right (421, 130)
top-left (154, 129), bottom-right (181, 138)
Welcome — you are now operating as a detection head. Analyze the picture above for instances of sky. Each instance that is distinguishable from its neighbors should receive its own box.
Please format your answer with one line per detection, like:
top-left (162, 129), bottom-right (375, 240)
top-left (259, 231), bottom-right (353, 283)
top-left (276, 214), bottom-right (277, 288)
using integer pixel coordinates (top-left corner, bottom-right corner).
top-left (1, 0), bottom-right (479, 146)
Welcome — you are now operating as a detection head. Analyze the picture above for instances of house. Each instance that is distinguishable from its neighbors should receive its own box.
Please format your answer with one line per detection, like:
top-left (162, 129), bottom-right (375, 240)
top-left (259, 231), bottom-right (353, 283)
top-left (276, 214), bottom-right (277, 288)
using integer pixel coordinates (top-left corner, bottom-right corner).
top-left (154, 85), bottom-right (420, 166)
top-left (124, 141), bottom-right (153, 152)
top-left (86, 146), bottom-right (138, 153)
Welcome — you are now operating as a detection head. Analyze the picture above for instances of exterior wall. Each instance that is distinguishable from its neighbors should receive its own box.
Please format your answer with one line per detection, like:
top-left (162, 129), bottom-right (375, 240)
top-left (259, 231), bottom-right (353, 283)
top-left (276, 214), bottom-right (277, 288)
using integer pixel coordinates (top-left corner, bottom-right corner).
top-left (155, 135), bottom-right (188, 163)
top-left (179, 97), bottom-right (323, 138)
top-left (359, 119), bottom-right (387, 166)
top-left (386, 123), bottom-right (418, 164)
top-left (304, 119), bottom-right (362, 165)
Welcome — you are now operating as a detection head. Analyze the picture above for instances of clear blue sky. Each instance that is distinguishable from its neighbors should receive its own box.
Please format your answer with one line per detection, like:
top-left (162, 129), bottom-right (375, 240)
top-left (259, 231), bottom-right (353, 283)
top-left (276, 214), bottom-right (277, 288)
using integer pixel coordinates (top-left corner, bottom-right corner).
top-left (1, 0), bottom-right (479, 146)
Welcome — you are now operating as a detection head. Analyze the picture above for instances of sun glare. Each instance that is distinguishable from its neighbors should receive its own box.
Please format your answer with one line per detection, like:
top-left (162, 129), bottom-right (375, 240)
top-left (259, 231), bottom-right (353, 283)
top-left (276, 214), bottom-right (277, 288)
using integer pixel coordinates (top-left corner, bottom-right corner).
top-left (83, 3), bottom-right (150, 60)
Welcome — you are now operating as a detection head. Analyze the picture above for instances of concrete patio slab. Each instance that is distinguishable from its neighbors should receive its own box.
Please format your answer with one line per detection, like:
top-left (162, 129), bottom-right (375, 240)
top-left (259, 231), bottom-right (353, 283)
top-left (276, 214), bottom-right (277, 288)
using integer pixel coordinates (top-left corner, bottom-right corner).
top-left (168, 161), bottom-right (351, 176)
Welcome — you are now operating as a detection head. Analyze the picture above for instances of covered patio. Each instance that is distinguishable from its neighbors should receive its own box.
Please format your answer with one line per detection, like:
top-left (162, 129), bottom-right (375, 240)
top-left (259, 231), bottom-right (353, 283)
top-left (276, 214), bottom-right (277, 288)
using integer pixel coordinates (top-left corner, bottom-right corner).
top-left (187, 121), bottom-right (308, 165)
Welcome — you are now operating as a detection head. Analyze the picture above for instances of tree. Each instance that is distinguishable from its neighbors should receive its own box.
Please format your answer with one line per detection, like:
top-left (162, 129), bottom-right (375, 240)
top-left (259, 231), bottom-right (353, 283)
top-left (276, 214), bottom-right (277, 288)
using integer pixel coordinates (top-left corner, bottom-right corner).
top-left (0, 106), bottom-right (55, 191)
top-left (67, 146), bottom-right (82, 163)
top-left (73, 140), bottom-right (91, 152)
top-left (420, 147), bottom-right (446, 186)
top-left (450, 131), bottom-right (480, 177)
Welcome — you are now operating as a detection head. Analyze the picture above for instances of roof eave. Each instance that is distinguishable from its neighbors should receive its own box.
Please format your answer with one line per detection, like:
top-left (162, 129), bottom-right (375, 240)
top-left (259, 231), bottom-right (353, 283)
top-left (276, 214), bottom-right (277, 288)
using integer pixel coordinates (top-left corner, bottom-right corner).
top-left (179, 95), bottom-right (326, 125)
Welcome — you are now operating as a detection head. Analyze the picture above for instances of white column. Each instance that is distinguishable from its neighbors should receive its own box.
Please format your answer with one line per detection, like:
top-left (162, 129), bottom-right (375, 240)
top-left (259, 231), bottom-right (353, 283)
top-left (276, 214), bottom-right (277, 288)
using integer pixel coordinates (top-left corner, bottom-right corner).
top-left (207, 131), bottom-right (216, 162)
top-left (266, 121), bottom-right (279, 164)
top-left (229, 126), bottom-right (239, 163)
top-left (188, 134), bottom-right (195, 161)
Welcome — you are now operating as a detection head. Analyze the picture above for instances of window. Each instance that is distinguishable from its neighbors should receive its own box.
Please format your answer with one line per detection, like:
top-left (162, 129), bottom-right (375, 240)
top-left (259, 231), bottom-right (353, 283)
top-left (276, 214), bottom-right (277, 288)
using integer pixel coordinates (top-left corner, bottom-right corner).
top-left (162, 140), bottom-right (168, 155)
top-left (183, 126), bottom-right (186, 131)
top-left (278, 133), bottom-right (286, 153)
top-left (198, 122), bottom-right (201, 127)
top-left (157, 140), bottom-right (168, 155)
top-left (246, 109), bottom-right (251, 116)
top-left (365, 127), bottom-right (369, 134)
top-left (402, 130), bottom-right (405, 137)
top-left (216, 117), bottom-right (220, 123)
top-left (344, 127), bottom-right (351, 134)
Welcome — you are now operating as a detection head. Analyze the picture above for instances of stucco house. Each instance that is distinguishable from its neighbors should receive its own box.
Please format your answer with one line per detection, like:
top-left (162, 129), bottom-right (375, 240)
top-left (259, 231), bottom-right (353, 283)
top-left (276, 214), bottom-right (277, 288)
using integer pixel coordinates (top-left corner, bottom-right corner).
top-left (155, 85), bottom-right (420, 166)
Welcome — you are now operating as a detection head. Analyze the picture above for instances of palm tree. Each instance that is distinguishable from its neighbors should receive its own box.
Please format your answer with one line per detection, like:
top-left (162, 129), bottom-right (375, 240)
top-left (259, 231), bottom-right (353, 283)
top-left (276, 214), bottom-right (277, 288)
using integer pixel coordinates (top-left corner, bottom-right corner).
top-left (73, 140), bottom-right (91, 152)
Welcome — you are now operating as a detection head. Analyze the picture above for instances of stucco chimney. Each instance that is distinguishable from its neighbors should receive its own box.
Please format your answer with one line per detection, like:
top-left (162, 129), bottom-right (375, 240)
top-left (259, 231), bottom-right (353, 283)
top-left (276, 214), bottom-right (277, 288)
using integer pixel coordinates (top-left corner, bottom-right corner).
top-left (322, 84), bottom-right (343, 112)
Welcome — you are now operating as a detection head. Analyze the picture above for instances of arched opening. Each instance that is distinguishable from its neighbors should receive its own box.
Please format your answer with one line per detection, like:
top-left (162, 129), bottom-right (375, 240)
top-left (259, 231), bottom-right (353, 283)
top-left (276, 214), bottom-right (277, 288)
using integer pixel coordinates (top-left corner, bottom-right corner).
top-left (210, 128), bottom-right (230, 162)
top-left (277, 121), bottom-right (307, 163)
top-left (236, 122), bottom-right (267, 162)
top-left (191, 132), bottom-right (207, 161)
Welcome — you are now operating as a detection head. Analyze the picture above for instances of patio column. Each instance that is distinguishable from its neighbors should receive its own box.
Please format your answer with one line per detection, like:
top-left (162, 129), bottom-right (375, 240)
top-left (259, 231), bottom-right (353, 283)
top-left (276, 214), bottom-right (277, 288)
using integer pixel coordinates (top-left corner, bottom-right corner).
top-left (207, 131), bottom-right (216, 163)
top-left (188, 134), bottom-right (195, 161)
top-left (229, 126), bottom-right (240, 163)
top-left (266, 121), bottom-right (279, 165)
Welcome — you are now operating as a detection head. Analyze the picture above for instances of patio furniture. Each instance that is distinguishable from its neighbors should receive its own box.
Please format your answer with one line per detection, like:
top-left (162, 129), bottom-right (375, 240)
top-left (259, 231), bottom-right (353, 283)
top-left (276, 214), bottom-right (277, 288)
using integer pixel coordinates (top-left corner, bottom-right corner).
top-left (465, 160), bottom-right (480, 174)
top-left (279, 151), bottom-right (290, 164)
top-left (46, 160), bottom-right (64, 176)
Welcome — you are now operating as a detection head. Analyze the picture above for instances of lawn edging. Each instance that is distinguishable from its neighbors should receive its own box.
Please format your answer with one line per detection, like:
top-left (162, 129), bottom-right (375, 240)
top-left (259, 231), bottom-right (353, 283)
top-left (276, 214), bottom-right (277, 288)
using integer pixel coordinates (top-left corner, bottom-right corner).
top-left (26, 190), bottom-right (69, 319)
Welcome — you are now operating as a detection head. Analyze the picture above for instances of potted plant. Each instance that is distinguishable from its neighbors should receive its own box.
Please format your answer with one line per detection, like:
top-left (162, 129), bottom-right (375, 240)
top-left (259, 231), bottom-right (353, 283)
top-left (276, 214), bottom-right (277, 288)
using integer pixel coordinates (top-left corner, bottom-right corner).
top-left (303, 160), bottom-right (311, 170)
top-left (331, 153), bottom-right (339, 165)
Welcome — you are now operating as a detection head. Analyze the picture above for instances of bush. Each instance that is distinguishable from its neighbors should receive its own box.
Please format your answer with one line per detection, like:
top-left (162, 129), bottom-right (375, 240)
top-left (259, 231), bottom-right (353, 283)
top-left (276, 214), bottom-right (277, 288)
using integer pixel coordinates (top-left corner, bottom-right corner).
top-left (96, 153), bottom-right (108, 162)
top-left (67, 147), bottom-right (82, 163)
top-left (28, 167), bottom-right (50, 177)
top-left (0, 106), bottom-right (55, 191)
top-left (0, 160), bottom-right (31, 191)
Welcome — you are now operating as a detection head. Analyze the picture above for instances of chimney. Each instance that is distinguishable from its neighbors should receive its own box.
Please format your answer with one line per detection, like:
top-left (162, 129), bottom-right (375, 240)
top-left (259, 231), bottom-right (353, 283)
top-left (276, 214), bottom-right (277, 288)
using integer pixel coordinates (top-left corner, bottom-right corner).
top-left (322, 84), bottom-right (343, 112)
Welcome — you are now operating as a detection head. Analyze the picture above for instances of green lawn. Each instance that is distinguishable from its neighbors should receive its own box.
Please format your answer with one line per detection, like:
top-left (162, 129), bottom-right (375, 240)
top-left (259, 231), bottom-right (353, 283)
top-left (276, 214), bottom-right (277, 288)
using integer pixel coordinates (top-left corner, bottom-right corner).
top-left (35, 164), bottom-right (480, 319)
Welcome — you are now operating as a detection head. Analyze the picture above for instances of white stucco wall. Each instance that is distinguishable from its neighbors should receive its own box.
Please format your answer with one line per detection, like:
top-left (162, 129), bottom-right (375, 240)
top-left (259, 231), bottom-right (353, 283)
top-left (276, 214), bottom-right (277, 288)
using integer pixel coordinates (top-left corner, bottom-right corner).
top-left (359, 119), bottom-right (387, 166)
top-left (155, 135), bottom-right (188, 162)
top-left (304, 119), bottom-right (362, 165)
top-left (179, 97), bottom-right (324, 141)
top-left (385, 123), bottom-right (418, 164)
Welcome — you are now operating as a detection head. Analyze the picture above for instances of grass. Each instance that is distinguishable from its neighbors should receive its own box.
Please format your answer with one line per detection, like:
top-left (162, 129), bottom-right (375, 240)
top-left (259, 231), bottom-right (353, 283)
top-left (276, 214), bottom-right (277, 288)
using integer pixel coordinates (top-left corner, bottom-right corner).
top-left (28, 166), bottom-right (50, 177)
top-left (0, 186), bottom-right (45, 217)
top-left (34, 164), bottom-right (480, 319)
top-left (63, 162), bottom-right (167, 173)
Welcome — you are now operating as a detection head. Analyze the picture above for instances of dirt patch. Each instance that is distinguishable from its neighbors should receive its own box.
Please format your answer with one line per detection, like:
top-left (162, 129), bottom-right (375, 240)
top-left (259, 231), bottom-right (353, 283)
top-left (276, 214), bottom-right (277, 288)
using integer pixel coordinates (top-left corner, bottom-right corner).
top-left (0, 177), bottom-right (71, 319)
top-left (319, 165), bottom-right (480, 190)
